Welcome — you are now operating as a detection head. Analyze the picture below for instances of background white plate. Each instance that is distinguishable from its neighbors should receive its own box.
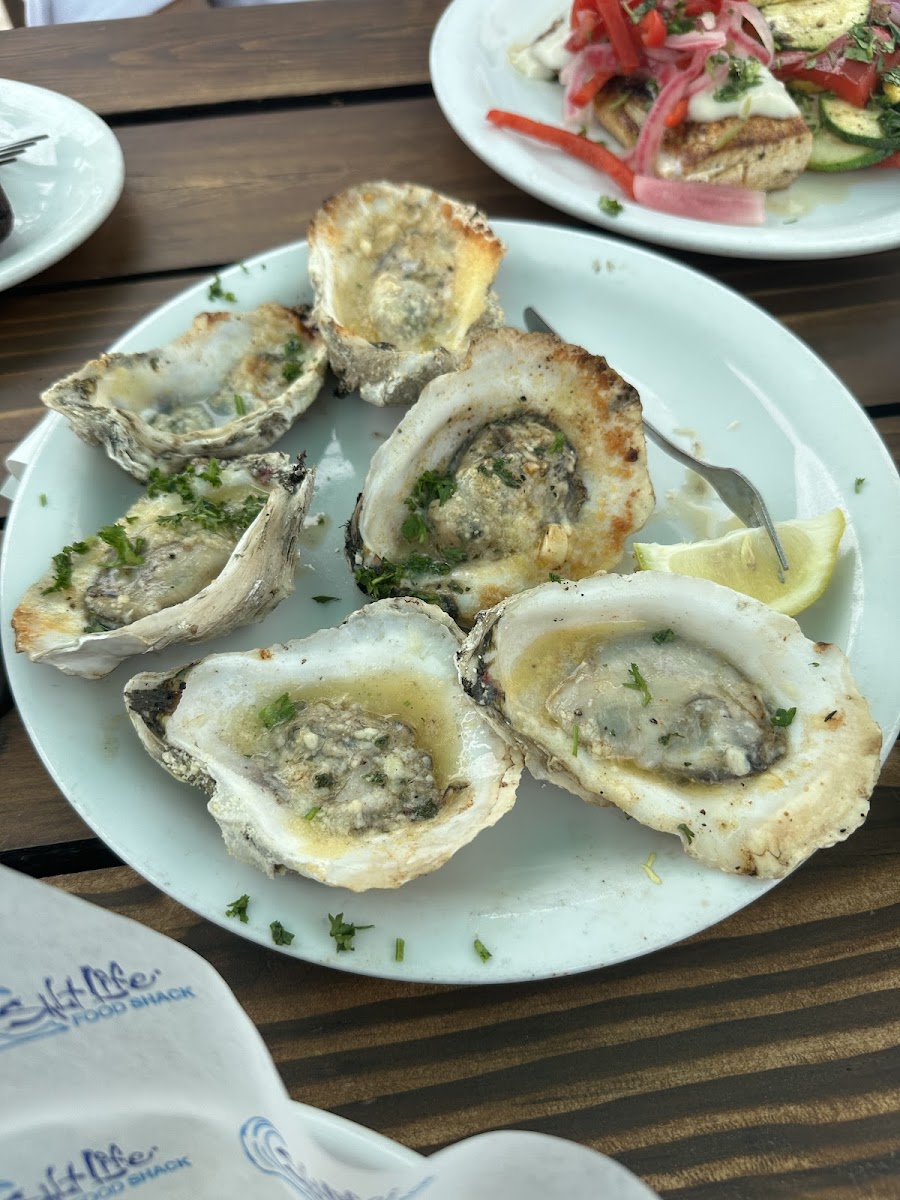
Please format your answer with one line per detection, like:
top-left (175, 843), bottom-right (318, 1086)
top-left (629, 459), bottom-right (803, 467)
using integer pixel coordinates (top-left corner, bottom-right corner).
top-left (430, 0), bottom-right (900, 259)
top-left (0, 80), bottom-right (124, 292)
top-left (3, 222), bottom-right (899, 984)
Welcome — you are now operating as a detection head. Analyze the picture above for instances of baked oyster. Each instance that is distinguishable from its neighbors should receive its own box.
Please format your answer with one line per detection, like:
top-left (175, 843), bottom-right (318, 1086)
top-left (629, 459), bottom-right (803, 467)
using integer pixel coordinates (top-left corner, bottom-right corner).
top-left (12, 454), bottom-right (314, 679)
top-left (124, 598), bottom-right (523, 891)
top-left (347, 327), bottom-right (655, 627)
top-left (41, 303), bottom-right (328, 482)
top-left (308, 180), bottom-right (505, 406)
top-left (457, 571), bottom-right (882, 878)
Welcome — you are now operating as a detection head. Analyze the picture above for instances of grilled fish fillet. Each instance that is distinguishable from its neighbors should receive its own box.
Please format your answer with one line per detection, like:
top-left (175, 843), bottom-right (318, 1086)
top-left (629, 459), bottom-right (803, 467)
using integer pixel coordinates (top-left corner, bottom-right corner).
top-left (594, 83), bottom-right (813, 190)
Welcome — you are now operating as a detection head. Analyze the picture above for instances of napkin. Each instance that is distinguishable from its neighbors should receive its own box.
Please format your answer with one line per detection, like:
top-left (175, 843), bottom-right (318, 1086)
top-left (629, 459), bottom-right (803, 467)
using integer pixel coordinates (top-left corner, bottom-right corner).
top-left (0, 865), bottom-right (661, 1200)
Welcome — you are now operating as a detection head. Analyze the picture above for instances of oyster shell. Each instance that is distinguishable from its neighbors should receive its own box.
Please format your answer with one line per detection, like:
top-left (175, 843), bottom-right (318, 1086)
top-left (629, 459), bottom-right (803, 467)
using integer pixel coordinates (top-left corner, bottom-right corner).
top-left (308, 181), bottom-right (506, 406)
top-left (457, 572), bottom-right (882, 878)
top-left (12, 454), bottom-right (315, 679)
top-left (347, 328), bottom-right (655, 627)
top-left (124, 598), bottom-right (523, 891)
top-left (41, 303), bottom-right (328, 482)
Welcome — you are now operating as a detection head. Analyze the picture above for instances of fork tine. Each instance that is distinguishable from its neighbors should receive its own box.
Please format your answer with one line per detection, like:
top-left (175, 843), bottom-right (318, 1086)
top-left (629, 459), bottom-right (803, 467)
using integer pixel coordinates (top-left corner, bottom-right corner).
top-left (0, 153), bottom-right (21, 166)
top-left (0, 134), bottom-right (48, 158)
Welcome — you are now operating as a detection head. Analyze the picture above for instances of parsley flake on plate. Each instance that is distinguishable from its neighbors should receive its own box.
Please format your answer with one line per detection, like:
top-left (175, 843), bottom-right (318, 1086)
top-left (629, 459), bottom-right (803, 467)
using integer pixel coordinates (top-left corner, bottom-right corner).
top-left (270, 920), bottom-right (295, 946)
top-left (328, 912), bottom-right (373, 952)
top-left (226, 893), bottom-right (250, 923)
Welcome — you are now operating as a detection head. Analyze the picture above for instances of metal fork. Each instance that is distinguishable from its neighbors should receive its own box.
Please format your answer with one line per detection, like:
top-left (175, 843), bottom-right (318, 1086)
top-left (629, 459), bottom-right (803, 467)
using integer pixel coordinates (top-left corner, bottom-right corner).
top-left (0, 134), bottom-right (49, 166)
top-left (523, 306), bottom-right (790, 578)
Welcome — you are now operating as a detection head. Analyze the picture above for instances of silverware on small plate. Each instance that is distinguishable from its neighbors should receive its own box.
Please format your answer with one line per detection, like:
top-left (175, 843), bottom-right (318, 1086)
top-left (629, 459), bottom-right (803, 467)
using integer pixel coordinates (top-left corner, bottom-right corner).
top-left (0, 134), bottom-right (49, 167)
top-left (522, 306), bottom-right (790, 578)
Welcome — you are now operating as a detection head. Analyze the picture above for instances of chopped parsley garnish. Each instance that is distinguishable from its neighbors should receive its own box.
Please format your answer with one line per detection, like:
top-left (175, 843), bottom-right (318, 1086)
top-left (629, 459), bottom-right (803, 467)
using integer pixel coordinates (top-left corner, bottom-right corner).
top-left (414, 800), bottom-right (439, 820)
top-left (395, 937), bottom-right (405, 963)
top-left (97, 524), bottom-right (147, 570)
top-left (157, 492), bottom-right (265, 534)
top-left (713, 56), bottom-right (763, 103)
top-left (677, 823), bottom-right (695, 844)
top-left (474, 938), bottom-right (492, 963)
top-left (490, 458), bottom-right (522, 488)
top-left (82, 619), bottom-right (111, 634)
top-left (549, 431), bottom-right (566, 453)
top-left (305, 806), bottom-right (321, 820)
top-left (199, 459), bottom-right (223, 486)
top-left (771, 707), bottom-right (796, 727)
top-left (599, 195), bottom-right (623, 217)
top-left (282, 336), bottom-right (306, 383)
top-left (234, 394), bottom-right (247, 417)
top-left (624, 662), bottom-right (652, 706)
top-left (401, 511), bottom-right (430, 543)
top-left (41, 539), bottom-right (92, 594)
top-left (658, 731), bottom-right (684, 746)
top-left (401, 470), bottom-right (457, 543)
top-left (810, 662), bottom-right (820, 668)
top-left (652, 628), bottom-right (676, 644)
top-left (855, 477), bottom-right (866, 493)
top-left (270, 920), bottom-right (295, 946)
top-left (409, 470), bottom-right (456, 508)
top-left (374, 734), bottom-right (390, 749)
top-left (314, 773), bottom-right (334, 789)
top-left (328, 912), bottom-right (373, 952)
top-left (225, 893), bottom-right (250, 923)
top-left (39, 493), bottom-right (47, 507)
top-left (666, 9), bottom-right (696, 34)
top-left (239, 261), bottom-right (250, 274)
top-left (549, 572), bottom-right (562, 583)
top-left (147, 465), bottom-right (197, 501)
top-left (883, 65), bottom-right (900, 86)
top-left (259, 693), bottom-right (297, 729)
top-left (312, 595), bottom-right (339, 604)
top-left (627, 0), bottom-right (656, 21)
top-left (208, 274), bottom-right (237, 303)
top-left (364, 770), bottom-right (387, 787)
top-left (845, 21), bottom-right (879, 62)
top-left (354, 547), bottom-right (468, 599)
top-left (572, 723), bottom-right (580, 757)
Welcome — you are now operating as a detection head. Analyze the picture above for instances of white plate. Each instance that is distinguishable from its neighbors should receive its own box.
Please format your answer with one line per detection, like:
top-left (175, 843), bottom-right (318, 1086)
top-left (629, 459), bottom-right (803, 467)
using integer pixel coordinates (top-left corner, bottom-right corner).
top-left (3, 223), bottom-right (899, 984)
top-left (430, 0), bottom-right (900, 260)
top-left (0, 80), bottom-right (124, 292)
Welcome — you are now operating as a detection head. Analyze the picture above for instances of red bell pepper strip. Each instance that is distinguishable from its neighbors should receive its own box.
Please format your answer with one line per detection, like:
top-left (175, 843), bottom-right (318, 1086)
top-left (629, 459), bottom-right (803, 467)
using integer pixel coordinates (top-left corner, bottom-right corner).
top-left (875, 150), bottom-right (900, 167)
top-left (570, 70), bottom-right (614, 108)
top-left (486, 109), bottom-right (635, 198)
top-left (638, 8), bottom-right (667, 48)
top-left (664, 97), bottom-right (689, 127)
top-left (595, 0), bottom-right (641, 73)
top-left (774, 56), bottom-right (877, 107)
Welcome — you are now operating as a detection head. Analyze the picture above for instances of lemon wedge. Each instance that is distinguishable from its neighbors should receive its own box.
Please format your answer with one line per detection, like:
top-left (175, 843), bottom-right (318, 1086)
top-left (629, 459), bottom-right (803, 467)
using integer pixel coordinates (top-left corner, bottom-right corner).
top-left (633, 509), bottom-right (846, 616)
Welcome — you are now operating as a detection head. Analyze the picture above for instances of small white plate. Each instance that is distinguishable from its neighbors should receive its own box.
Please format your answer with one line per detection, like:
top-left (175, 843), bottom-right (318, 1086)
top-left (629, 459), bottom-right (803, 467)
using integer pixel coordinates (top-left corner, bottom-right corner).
top-left (3, 222), bottom-right (899, 984)
top-left (430, 0), bottom-right (900, 260)
top-left (0, 80), bottom-right (124, 292)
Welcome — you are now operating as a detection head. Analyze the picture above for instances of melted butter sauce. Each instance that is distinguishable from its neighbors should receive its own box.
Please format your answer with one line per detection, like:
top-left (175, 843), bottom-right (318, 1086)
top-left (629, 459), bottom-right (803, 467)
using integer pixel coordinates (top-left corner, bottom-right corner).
top-left (766, 174), bottom-right (852, 221)
top-left (228, 672), bottom-right (464, 848)
top-left (507, 622), bottom-right (647, 713)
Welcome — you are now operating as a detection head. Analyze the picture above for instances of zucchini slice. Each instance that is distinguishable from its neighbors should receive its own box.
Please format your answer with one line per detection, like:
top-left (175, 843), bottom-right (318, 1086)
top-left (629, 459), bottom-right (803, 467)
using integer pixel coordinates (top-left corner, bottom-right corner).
top-left (807, 126), bottom-right (892, 170)
top-left (760, 0), bottom-right (868, 50)
top-left (820, 94), bottom-right (900, 148)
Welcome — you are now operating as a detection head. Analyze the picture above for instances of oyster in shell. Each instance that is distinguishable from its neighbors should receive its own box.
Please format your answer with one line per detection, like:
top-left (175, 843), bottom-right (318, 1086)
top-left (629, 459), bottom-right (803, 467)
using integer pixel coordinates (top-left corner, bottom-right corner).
top-left (41, 303), bottom-right (328, 481)
top-left (347, 328), bottom-right (655, 627)
top-left (308, 181), bottom-right (505, 406)
top-left (12, 454), bottom-right (314, 679)
top-left (457, 572), bottom-right (882, 878)
top-left (124, 598), bottom-right (523, 891)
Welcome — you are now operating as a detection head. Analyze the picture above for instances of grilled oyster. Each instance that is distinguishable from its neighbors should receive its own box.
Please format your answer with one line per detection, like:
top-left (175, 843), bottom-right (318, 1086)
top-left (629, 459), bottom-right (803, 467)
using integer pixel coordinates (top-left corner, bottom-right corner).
top-left (12, 454), bottom-right (314, 678)
top-left (41, 303), bottom-right (328, 482)
top-left (308, 181), bottom-right (505, 406)
top-left (347, 327), bottom-right (655, 627)
top-left (457, 572), bottom-right (882, 878)
top-left (124, 598), bottom-right (523, 891)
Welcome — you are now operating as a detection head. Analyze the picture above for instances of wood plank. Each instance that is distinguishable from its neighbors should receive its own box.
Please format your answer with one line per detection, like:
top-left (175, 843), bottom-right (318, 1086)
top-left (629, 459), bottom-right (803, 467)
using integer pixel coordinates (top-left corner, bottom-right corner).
top-left (0, 0), bottom-right (445, 115)
top-left (15, 97), bottom-right (562, 288)
top-left (0, 707), bottom-right (93, 850)
top-left (43, 791), bottom-right (900, 1198)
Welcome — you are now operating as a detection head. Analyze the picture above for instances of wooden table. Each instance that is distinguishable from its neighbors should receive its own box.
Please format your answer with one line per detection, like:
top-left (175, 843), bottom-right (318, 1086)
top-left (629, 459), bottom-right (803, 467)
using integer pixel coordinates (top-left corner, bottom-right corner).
top-left (1, 4), bottom-right (899, 1196)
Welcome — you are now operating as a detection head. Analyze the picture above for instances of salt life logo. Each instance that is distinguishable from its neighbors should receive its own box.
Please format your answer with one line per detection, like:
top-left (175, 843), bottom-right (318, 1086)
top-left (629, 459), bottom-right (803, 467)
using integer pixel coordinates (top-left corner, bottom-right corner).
top-left (0, 963), bottom-right (196, 1052)
top-left (241, 1117), bottom-right (432, 1200)
top-left (0, 1142), bottom-right (192, 1200)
